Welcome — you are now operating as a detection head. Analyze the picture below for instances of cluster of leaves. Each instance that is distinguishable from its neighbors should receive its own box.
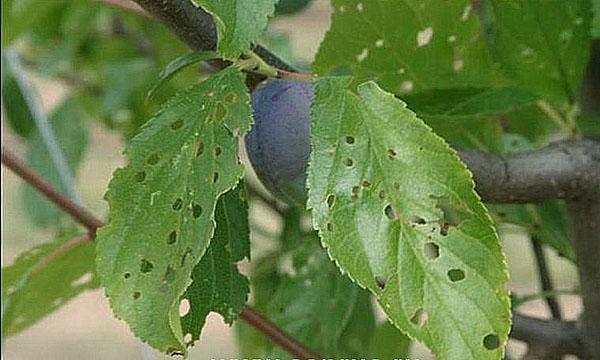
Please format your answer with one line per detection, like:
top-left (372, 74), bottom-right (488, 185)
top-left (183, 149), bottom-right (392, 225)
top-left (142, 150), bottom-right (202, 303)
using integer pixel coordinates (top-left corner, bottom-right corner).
top-left (2, 0), bottom-right (599, 359)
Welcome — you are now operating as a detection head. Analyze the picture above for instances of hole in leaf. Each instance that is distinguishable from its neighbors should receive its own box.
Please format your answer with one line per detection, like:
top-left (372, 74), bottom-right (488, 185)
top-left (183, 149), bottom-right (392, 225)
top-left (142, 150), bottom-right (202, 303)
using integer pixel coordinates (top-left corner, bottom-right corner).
top-left (147, 153), bottom-right (160, 165)
top-left (168, 349), bottom-right (184, 357)
top-left (431, 195), bottom-right (472, 235)
top-left (195, 142), bottom-right (204, 157)
top-left (172, 198), bottom-right (183, 211)
top-left (351, 186), bottom-right (360, 200)
top-left (448, 269), bottom-right (465, 282)
top-left (134, 171), bottom-right (146, 183)
top-left (183, 333), bottom-right (193, 344)
top-left (179, 299), bottom-right (190, 317)
top-left (378, 190), bottom-right (386, 200)
top-left (409, 215), bottom-right (426, 225)
top-left (345, 136), bottom-right (355, 144)
top-left (326, 223), bottom-right (334, 232)
top-left (410, 308), bottom-right (428, 327)
top-left (123, 272), bottom-right (131, 279)
top-left (326, 194), bottom-right (335, 208)
top-left (212, 172), bottom-right (219, 184)
top-left (384, 205), bottom-right (396, 220)
top-left (375, 276), bottom-right (386, 289)
top-left (181, 247), bottom-right (193, 267)
top-left (140, 259), bottom-right (154, 273)
top-left (171, 119), bottom-right (184, 130)
top-left (133, 291), bottom-right (141, 300)
top-left (213, 146), bottom-right (222, 157)
top-left (388, 149), bottom-right (397, 160)
top-left (344, 158), bottom-right (354, 167)
top-left (167, 231), bottom-right (177, 244)
top-left (163, 265), bottom-right (176, 283)
top-left (424, 242), bottom-right (440, 260)
top-left (212, 102), bottom-right (227, 121)
top-left (483, 334), bottom-right (500, 350)
top-left (224, 93), bottom-right (237, 102)
top-left (192, 204), bottom-right (203, 218)
top-left (440, 223), bottom-right (450, 236)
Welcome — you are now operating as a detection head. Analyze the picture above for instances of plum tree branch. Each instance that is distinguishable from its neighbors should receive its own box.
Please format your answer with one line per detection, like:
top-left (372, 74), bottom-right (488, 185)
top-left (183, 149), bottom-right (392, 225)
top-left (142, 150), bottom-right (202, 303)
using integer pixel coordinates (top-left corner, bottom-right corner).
top-left (510, 313), bottom-right (584, 358)
top-left (457, 139), bottom-right (600, 203)
top-left (566, 190), bottom-right (600, 358)
top-left (530, 237), bottom-right (561, 320)
top-left (111, 0), bottom-right (600, 205)
top-left (0, 146), bottom-right (322, 360)
top-left (6, 145), bottom-right (592, 357)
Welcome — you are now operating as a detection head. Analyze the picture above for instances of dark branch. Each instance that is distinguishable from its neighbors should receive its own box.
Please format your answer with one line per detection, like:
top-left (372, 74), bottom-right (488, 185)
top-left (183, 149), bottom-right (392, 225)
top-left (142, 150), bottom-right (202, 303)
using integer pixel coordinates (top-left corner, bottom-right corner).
top-left (1, 146), bottom-right (323, 360)
top-left (239, 307), bottom-right (322, 360)
top-left (1, 147), bottom-right (104, 234)
top-left (131, 0), bottom-right (296, 87)
top-left (510, 313), bottom-right (584, 358)
top-left (458, 139), bottom-right (600, 203)
top-left (566, 189), bottom-right (600, 358)
top-left (530, 237), bottom-right (562, 320)
top-left (116, 1), bottom-right (600, 205)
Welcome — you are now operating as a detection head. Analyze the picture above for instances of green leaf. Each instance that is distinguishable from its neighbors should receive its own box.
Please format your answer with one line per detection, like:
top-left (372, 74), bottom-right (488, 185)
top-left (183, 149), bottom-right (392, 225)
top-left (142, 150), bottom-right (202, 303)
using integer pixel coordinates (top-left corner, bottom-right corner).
top-left (1, 53), bottom-right (35, 138)
top-left (314, 0), bottom-right (502, 95)
top-left (193, 0), bottom-right (278, 59)
top-left (402, 86), bottom-right (538, 152)
top-left (2, 234), bottom-right (98, 337)
top-left (180, 186), bottom-right (250, 344)
top-left (275, 0), bottom-right (312, 16)
top-left (96, 67), bottom-right (252, 354)
top-left (578, 113), bottom-right (600, 135)
top-left (308, 77), bottom-right (510, 360)
top-left (492, 202), bottom-right (574, 262)
top-left (403, 86), bottom-right (538, 118)
top-left (593, 0), bottom-right (600, 37)
top-left (368, 321), bottom-right (411, 360)
top-left (147, 51), bottom-right (217, 100)
top-left (491, 0), bottom-right (592, 104)
top-left (21, 97), bottom-right (89, 227)
top-left (237, 241), bottom-right (374, 359)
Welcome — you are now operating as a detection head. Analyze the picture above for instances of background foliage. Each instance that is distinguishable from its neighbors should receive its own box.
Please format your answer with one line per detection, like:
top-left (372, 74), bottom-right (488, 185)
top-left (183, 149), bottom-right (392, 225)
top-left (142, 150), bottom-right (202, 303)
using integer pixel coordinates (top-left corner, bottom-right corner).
top-left (2, 0), bottom-right (599, 359)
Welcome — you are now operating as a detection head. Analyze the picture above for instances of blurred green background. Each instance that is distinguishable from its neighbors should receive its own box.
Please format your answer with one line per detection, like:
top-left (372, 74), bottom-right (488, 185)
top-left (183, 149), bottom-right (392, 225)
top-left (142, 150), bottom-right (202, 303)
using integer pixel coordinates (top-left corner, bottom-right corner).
top-left (1, 1), bottom-right (581, 359)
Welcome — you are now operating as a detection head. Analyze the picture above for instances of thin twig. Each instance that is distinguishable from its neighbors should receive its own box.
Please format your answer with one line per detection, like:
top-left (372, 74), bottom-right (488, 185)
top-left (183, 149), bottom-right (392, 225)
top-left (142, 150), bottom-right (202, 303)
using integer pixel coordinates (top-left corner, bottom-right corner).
top-left (1, 147), bottom-right (103, 234)
top-left (30, 235), bottom-right (92, 275)
top-left (530, 237), bottom-right (562, 320)
top-left (1, 146), bottom-right (323, 360)
top-left (246, 182), bottom-right (286, 215)
top-left (239, 307), bottom-right (322, 360)
top-left (93, 0), bottom-right (150, 18)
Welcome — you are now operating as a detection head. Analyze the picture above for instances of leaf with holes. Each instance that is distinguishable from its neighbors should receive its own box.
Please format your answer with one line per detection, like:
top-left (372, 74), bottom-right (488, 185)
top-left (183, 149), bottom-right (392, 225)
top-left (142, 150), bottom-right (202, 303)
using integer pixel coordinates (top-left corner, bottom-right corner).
top-left (491, 0), bottom-right (592, 104)
top-left (180, 186), bottom-right (250, 345)
top-left (2, 234), bottom-right (98, 337)
top-left (314, 0), bottom-right (503, 96)
top-left (237, 241), bottom-right (374, 359)
top-left (147, 51), bottom-right (217, 100)
top-left (96, 67), bottom-right (252, 354)
top-left (22, 97), bottom-right (89, 228)
top-left (193, 0), bottom-right (278, 59)
top-left (308, 77), bottom-right (510, 360)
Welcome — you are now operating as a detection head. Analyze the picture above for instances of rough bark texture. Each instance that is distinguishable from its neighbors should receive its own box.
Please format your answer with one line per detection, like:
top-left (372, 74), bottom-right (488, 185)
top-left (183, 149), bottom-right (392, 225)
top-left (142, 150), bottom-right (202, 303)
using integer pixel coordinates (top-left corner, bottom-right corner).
top-left (458, 139), bottom-right (600, 203)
